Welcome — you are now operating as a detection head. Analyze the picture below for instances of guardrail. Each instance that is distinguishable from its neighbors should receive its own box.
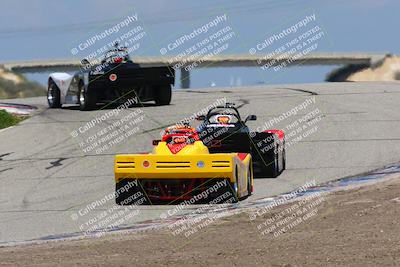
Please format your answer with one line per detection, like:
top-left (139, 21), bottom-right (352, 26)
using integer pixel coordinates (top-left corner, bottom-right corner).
top-left (2, 53), bottom-right (390, 88)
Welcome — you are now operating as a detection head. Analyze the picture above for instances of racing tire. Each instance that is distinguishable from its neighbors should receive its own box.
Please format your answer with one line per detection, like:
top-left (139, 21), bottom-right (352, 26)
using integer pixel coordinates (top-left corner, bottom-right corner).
top-left (269, 150), bottom-right (279, 178)
top-left (270, 151), bottom-right (279, 178)
top-left (231, 165), bottom-right (242, 202)
top-left (228, 181), bottom-right (239, 203)
top-left (282, 144), bottom-right (286, 171)
top-left (154, 85), bottom-right (172, 105)
top-left (259, 144), bottom-right (279, 178)
top-left (47, 81), bottom-right (61, 108)
top-left (115, 179), bottom-right (149, 206)
top-left (78, 82), bottom-right (97, 111)
top-left (202, 179), bottom-right (239, 204)
top-left (247, 166), bottom-right (252, 197)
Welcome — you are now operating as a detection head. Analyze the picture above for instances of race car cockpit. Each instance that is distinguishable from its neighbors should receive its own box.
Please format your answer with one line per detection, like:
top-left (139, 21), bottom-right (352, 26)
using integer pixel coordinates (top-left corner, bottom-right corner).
top-left (197, 103), bottom-right (256, 133)
top-left (101, 43), bottom-right (133, 64)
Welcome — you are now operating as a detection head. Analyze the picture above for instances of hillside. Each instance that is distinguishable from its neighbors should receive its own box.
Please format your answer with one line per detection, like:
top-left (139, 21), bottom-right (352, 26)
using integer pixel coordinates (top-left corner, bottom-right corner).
top-left (346, 55), bottom-right (400, 81)
top-left (0, 67), bottom-right (45, 99)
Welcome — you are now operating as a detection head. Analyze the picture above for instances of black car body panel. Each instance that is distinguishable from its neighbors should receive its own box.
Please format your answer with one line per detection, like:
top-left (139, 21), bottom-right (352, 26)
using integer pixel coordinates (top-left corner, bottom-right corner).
top-left (197, 104), bottom-right (285, 178)
top-left (48, 44), bottom-right (175, 110)
top-left (87, 63), bottom-right (175, 103)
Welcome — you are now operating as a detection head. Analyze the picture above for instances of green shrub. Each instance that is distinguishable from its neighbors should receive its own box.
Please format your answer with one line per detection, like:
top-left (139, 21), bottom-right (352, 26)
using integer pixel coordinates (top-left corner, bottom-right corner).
top-left (0, 109), bottom-right (23, 129)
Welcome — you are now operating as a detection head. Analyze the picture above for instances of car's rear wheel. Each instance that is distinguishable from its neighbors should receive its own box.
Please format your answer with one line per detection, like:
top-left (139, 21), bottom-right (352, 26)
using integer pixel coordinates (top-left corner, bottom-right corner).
top-left (154, 85), bottom-right (172, 105)
top-left (270, 149), bottom-right (279, 178)
top-left (247, 166), bottom-right (252, 197)
top-left (225, 181), bottom-right (239, 203)
top-left (282, 143), bottom-right (286, 171)
top-left (212, 173), bottom-right (239, 204)
top-left (78, 82), bottom-right (96, 111)
top-left (115, 179), bottom-right (149, 205)
top-left (232, 165), bottom-right (242, 201)
top-left (47, 81), bottom-right (61, 108)
top-left (259, 144), bottom-right (279, 178)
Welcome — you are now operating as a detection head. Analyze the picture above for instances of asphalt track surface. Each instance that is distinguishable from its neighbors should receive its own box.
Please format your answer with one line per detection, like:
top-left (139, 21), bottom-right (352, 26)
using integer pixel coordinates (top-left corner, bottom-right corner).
top-left (1, 82), bottom-right (400, 244)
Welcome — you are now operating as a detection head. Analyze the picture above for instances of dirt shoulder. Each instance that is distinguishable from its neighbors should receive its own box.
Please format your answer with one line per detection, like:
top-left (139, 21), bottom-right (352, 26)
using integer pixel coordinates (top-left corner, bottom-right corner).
top-left (1, 176), bottom-right (400, 267)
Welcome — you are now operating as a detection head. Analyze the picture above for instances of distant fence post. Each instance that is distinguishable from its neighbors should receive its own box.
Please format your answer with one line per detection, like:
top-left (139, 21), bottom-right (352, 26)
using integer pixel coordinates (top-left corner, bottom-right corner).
top-left (180, 68), bottom-right (190, 89)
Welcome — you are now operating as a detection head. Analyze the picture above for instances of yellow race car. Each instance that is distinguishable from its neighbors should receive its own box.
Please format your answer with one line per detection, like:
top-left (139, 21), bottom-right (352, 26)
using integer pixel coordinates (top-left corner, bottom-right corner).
top-left (114, 125), bottom-right (253, 205)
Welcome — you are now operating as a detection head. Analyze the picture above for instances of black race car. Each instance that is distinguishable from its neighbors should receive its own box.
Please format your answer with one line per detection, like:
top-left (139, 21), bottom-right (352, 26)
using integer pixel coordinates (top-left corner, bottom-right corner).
top-left (196, 103), bottom-right (286, 178)
top-left (47, 43), bottom-right (175, 110)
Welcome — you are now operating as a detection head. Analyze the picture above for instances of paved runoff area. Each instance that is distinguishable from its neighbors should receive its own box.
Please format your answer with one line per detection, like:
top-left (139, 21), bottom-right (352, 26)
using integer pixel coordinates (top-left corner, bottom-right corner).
top-left (1, 82), bottom-right (400, 244)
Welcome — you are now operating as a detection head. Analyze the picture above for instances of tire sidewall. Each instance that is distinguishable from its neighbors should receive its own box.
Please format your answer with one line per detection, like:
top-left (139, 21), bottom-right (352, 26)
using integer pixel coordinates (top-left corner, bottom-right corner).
top-left (79, 83), bottom-right (96, 111)
top-left (47, 82), bottom-right (61, 108)
top-left (155, 85), bottom-right (172, 105)
top-left (247, 166), bottom-right (252, 196)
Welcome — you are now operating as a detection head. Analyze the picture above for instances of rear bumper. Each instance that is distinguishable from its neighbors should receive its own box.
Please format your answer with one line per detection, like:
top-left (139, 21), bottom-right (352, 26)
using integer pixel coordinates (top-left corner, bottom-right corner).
top-left (115, 154), bottom-right (245, 183)
top-left (116, 178), bottom-right (235, 203)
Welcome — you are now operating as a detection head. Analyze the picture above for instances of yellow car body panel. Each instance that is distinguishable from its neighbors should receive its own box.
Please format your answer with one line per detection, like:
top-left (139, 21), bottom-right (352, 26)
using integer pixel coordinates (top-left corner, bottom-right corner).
top-left (114, 141), bottom-right (253, 199)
